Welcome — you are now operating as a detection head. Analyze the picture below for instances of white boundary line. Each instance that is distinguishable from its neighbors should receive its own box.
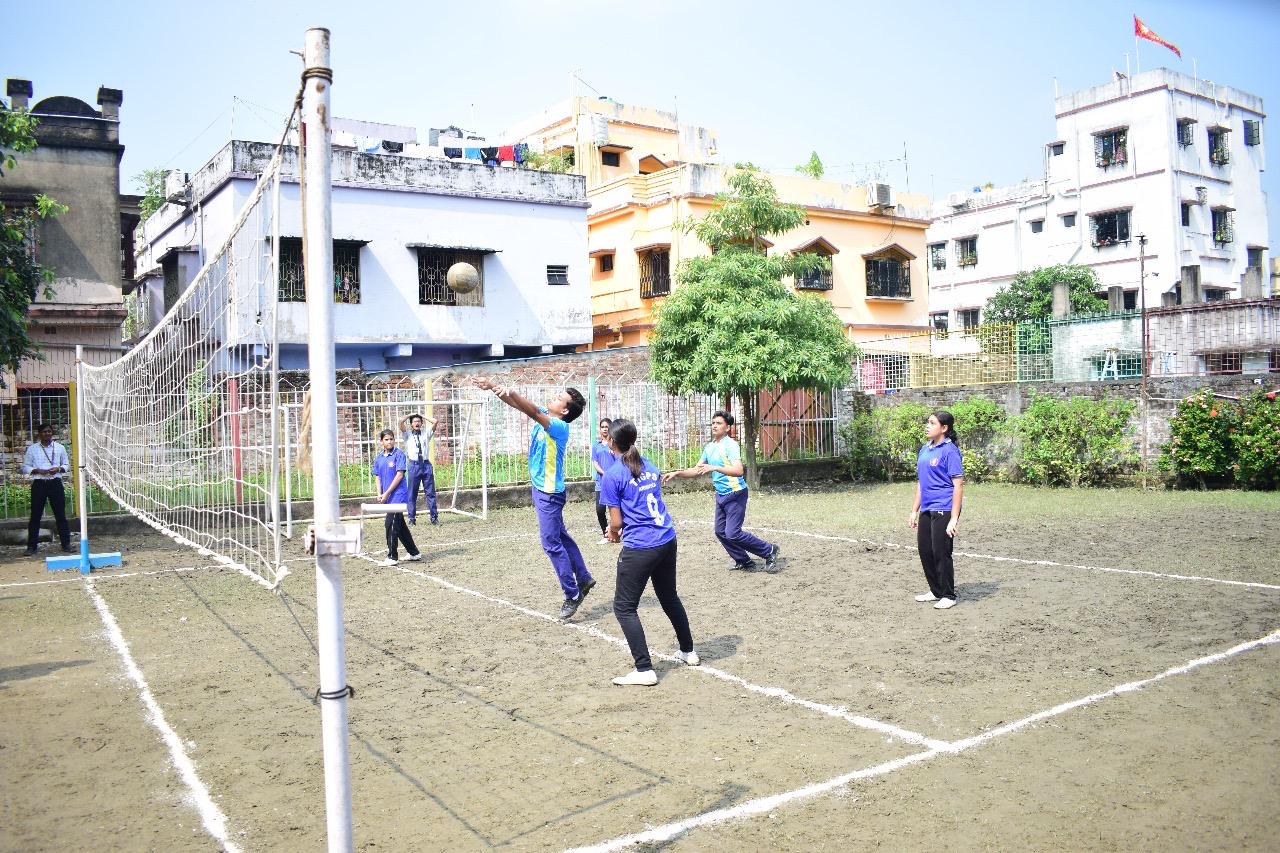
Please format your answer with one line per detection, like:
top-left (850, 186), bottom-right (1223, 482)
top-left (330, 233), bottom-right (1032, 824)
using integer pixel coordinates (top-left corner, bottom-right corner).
top-left (684, 520), bottom-right (1280, 592)
top-left (85, 579), bottom-right (240, 853)
top-left (569, 626), bottom-right (1280, 852)
top-left (367, 554), bottom-right (945, 750)
top-left (0, 563), bottom-right (228, 590)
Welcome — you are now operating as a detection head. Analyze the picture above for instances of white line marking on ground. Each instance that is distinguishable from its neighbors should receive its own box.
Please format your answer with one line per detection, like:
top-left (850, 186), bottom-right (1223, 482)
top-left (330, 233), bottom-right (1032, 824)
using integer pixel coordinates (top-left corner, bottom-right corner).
top-left (0, 563), bottom-right (227, 590)
top-left (684, 520), bottom-right (1280, 592)
top-left (369, 554), bottom-right (944, 749)
top-left (85, 579), bottom-right (240, 853)
top-left (570, 626), bottom-right (1280, 852)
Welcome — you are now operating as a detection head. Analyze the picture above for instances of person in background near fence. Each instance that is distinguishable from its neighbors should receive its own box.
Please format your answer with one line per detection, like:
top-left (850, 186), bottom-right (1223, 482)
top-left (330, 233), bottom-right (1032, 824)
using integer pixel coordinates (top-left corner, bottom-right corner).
top-left (663, 410), bottom-right (780, 571)
top-left (909, 411), bottom-right (964, 610)
top-left (22, 424), bottom-right (73, 556)
top-left (472, 377), bottom-right (595, 620)
top-left (592, 417), bottom-right (620, 544)
top-left (373, 428), bottom-right (422, 566)
top-left (602, 418), bottom-right (698, 686)
top-left (398, 412), bottom-right (439, 526)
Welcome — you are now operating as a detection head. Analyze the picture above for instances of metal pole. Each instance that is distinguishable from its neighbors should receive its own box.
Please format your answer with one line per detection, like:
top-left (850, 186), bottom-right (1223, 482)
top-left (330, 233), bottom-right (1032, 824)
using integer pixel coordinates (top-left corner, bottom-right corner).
top-left (74, 346), bottom-right (90, 573)
top-left (301, 27), bottom-right (353, 853)
top-left (1138, 234), bottom-right (1149, 488)
top-left (270, 163), bottom-right (283, 568)
top-left (481, 398), bottom-right (489, 521)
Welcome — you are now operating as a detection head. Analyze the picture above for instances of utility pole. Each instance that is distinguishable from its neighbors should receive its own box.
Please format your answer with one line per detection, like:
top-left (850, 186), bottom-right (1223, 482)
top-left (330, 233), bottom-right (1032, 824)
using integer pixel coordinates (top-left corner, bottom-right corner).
top-left (1138, 233), bottom-right (1149, 487)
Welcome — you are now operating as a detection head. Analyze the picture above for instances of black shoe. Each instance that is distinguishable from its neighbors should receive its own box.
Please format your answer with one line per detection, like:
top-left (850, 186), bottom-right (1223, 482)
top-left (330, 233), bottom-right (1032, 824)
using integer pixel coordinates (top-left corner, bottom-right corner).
top-left (764, 545), bottom-right (781, 570)
top-left (23, 547), bottom-right (37, 556)
top-left (559, 598), bottom-right (581, 620)
top-left (408, 517), bottom-right (417, 526)
top-left (430, 517), bottom-right (438, 525)
top-left (61, 545), bottom-right (75, 554)
top-left (577, 578), bottom-right (597, 602)
top-left (730, 560), bottom-right (755, 571)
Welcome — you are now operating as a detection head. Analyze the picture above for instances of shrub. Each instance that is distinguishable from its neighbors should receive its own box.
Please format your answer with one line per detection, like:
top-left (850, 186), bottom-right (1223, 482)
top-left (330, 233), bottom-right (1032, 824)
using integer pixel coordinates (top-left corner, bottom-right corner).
top-left (1014, 395), bottom-right (1138, 486)
top-left (1159, 388), bottom-right (1241, 487)
top-left (838, 401), bottom-right (929, 482)
top-left (1233, 390), bottom-right (1280, 490)
top-left (945, 397), bottom-right (1010, 482)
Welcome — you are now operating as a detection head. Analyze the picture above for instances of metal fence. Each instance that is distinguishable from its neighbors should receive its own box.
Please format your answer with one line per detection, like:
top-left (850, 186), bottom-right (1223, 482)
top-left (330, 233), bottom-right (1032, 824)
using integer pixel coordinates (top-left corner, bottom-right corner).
top-left (855, 298), bottom-right (1280, 393)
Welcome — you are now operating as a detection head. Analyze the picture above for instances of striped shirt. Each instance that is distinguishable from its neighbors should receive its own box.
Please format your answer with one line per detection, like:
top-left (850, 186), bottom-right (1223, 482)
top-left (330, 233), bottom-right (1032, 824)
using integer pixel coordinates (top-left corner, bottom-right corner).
top-left (701, 436), bottom-right (745, 495)
top-left (528, 408), bottom-right (570, 494)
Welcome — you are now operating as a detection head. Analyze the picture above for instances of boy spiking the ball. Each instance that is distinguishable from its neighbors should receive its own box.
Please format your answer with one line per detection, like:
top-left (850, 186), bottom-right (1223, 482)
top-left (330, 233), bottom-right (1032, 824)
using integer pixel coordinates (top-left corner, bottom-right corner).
top-left (473, 377), bottom-right (596, 619)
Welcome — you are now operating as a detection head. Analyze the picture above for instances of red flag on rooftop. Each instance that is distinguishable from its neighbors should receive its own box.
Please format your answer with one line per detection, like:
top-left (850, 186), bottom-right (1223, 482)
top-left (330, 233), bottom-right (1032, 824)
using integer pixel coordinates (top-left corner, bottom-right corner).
top-left (1134, 15), bottom-right (1181, 58)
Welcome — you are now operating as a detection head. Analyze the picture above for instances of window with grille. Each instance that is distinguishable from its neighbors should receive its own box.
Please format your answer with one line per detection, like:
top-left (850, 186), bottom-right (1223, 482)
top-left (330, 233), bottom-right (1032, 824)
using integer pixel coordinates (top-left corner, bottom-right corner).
top-left (928, 242), bottom-right (946, 270)
top-left (1181, 202), bottom-right (1192, 227)
top-left (278, 238), bottom-right (362, 303)
top-left (931, 312), bottom-right (949, 337)
top-left (1205, 351), bottom-right (1242, 375)
top-left (955, 236), bottom-right (977, 267)
top-left (1270, 349), bottom-right (1280, 373)
top-left (1063, 213), bottom-right (1077, 228)
top-left (601, 150), bottom-right (620, 167)
top-left (1211, 208), bottom-right (1233, 245)
top-left (1208, 127), bottom-right (1230, 165)
top-left (1090, 209), bottom-right (1130, 248)
top-left (1094, 128), bottom-right (1128, 168)
top-left (639, 248), bottom-right (671, 298)
top-left (547, 264), bottom-right (570, 285)
top-left (1049, 142), bottom-right (1064, 156)
top-left (797, 251), bottom-right (833, 291)
top-left (865, 257), bottom-right (911, 298)
top-left (598, 253), bottom-right (614, 273)
top-left (1123, 290), bottom-right (1137, 311)
top-left (958, 308), bottom-right (980, 331)
top-left (1176, 119), bottom-right (1195, 147)
top-left (416, 248), bottom-right (485, 306)
top-left (1244, 120), bottom-right (1261, 147)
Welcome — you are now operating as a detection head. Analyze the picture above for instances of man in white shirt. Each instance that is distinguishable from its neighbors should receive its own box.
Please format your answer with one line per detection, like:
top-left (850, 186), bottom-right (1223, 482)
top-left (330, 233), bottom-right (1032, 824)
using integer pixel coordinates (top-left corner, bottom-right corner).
top-left (398, 412), bottom-right (439, 525)
top-left (21, 423), bottom-right (73, 556)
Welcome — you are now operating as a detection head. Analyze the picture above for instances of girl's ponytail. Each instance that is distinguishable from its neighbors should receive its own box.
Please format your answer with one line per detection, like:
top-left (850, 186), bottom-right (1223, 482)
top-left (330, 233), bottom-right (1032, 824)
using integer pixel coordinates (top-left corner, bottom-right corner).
top-left (933, 410), bottom-right (959, 448)
top-left (609, 418), bottom-right (645, 478)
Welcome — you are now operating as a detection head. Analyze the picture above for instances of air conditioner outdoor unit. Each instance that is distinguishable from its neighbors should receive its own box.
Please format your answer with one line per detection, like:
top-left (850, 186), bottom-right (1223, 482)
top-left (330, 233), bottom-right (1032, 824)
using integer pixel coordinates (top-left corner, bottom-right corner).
top-left (948, 191), bottom-right (967, 208)
top-left (163, 170), bottom-right (190, 205)
top-left (868, 183), bottom-right (893, 209)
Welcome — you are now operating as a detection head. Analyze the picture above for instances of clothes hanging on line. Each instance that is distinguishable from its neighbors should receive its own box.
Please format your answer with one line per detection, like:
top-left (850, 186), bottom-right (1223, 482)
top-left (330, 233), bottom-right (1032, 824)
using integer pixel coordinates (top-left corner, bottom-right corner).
top-left (498, 145), bottom-right (516, 162)
top-left (443, 147), bottom-right (462, 159)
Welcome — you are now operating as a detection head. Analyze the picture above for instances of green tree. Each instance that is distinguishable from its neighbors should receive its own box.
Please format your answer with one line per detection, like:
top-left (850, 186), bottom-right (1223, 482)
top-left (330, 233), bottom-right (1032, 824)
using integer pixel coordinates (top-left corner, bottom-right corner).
top-left (983, 264), bottom-right (1108, 325)
top-left (520, 149), bottom-right (574, 174)
top-left (650, 165), bottom-right (856, 488)
top-left (795, 151), bottom-right (824, 180)
top-left (1, 108), bottom-right (66, 386)
top-left (134, 167), bottom-right (166, 219)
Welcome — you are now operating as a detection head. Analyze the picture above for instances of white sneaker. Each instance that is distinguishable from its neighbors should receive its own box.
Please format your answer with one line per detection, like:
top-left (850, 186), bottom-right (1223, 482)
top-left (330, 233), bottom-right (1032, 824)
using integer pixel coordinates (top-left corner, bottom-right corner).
top-left (597, 537), bottom-right (610, 545)
top-left (378, 558), bottom-right (398, 567)
top-left (612, 669), bottom-right (658, 687)
top-left (933, 598), bottom-right (957, 610)
top-left (673, 649), bottom-right (700, 666)
top-left (404, 553), bottom-right (423, 562)
top-left (915, 593), bottom-right (939, 603)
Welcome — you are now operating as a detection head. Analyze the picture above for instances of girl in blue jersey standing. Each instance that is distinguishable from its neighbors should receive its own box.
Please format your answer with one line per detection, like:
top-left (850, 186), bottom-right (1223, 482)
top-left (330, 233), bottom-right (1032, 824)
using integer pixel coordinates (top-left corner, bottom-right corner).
top-left (664, 410), bottom-right (779, 571)
top-left (591, 417), bottom-right (619, 543)
top-left (601, 418), bottom-right (698, 686)
top-left (909, 411), bottom-right (965, 610)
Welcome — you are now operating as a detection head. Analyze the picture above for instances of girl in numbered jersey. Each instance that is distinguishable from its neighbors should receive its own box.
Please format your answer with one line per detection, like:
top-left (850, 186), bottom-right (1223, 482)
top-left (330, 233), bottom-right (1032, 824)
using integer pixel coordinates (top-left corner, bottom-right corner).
top-left (909, 411), bottom-right (964, 610)
top-left (664, 410), bottom-right (779, 571)
top-left (602, 418), bottom-right (698, 687)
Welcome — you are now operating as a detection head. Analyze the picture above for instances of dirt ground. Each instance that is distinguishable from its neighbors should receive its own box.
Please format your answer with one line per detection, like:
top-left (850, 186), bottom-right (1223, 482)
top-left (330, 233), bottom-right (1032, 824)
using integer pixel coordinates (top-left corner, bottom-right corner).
top-left (1, 482), bottom-right (1277, 851)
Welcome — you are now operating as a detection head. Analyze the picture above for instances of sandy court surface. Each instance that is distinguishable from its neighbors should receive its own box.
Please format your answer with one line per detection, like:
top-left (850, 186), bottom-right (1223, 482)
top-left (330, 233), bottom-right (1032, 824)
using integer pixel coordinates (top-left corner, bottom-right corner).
top-left (1, 483), bottom-right (1277, 851)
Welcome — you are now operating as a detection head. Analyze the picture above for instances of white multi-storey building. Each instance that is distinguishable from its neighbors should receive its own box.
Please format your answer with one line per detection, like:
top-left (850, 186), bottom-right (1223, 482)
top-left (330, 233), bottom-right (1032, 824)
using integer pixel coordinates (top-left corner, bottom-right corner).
top-left (134, 132), bottom-right (590, 371)
top-left (927, 69), bottom-right (1268, 339)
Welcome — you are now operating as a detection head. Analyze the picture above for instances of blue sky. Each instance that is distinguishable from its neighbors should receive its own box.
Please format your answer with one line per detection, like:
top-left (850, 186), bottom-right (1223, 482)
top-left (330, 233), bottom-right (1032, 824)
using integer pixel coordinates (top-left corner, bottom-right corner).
top-left (9, 0), bottom-right (1279, 245)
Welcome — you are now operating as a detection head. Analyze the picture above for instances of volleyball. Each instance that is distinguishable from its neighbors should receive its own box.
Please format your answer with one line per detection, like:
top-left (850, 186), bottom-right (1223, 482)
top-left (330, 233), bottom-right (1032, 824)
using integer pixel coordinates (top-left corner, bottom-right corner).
top-left (446, 262), bottom-right (480, 294)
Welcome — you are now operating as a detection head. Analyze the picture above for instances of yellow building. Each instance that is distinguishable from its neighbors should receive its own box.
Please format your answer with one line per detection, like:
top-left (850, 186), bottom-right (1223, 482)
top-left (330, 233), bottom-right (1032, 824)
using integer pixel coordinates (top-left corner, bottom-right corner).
top-left (502, 98), bottom-right (932, 349)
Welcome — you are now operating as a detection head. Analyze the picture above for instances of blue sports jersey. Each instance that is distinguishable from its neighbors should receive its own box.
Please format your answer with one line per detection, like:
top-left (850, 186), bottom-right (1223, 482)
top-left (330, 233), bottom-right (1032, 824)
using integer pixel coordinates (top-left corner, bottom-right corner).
top-left (373, 448), bottom-right (409, 505)
top-left (600, 457), bottom-right (677, 550)
top-left (591, 441), bottom-right (617, 492)
top-left (917, 439), bottom-right (963, 511)
top-left (700, 436), bottom-right (746, 495)
top-left (529, 408), bottom-right (571, 494)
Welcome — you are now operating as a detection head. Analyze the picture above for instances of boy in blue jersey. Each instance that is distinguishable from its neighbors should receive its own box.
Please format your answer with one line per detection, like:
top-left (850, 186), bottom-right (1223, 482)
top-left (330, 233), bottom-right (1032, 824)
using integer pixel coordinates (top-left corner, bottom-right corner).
top-left (473, 376), bottom-right (595, 620)
top-left (664, 410), bottom-right (779, 571)
top-left (601, 418), bottom-right (697, 686)
top-left (371, 429), bottom-right (422, 566)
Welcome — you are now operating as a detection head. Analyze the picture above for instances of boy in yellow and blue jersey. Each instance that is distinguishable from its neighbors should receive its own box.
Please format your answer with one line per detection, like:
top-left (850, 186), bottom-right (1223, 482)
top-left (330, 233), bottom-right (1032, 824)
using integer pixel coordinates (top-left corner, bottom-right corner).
top-left (664, 410), bottom-right (779, 571)
top-left (473, 376), bottom-right (595, 619)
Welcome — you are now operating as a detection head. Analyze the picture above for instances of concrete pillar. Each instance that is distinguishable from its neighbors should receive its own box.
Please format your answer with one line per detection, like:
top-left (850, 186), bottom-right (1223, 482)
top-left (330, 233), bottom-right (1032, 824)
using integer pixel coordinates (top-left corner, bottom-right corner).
top-left (1107, 285), bottom-right (1125, 313)
top-left (1160, 292), bottom-right (1177, 308)
top-left (1241, 266), bottom-right (1263, 300)
top-left (1051, 280), bottom-right (1070, 319)
top-left (96, 87), bottom-right (123, 121)
top-left (6, 79), bottom-right (31, 110)
top-left (1180, 265), bottom-right (1202, 304)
